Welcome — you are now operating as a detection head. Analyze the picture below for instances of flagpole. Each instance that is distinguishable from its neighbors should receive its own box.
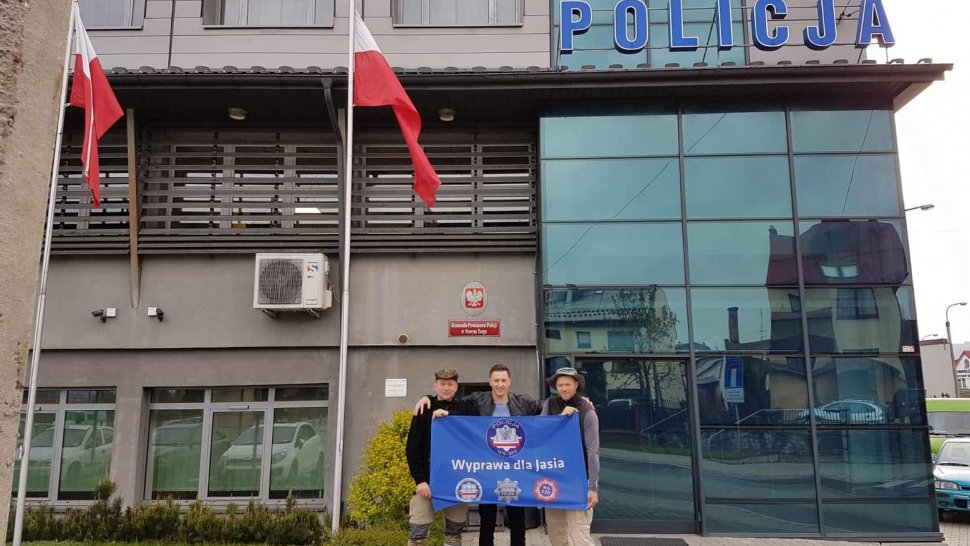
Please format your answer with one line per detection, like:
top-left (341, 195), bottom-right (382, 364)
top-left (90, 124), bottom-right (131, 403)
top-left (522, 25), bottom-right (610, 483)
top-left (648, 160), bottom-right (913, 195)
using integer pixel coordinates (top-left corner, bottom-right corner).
top-left (331, 3), bottom-right (357, 534)
top-left (12, 3), bottom-right (78, 545)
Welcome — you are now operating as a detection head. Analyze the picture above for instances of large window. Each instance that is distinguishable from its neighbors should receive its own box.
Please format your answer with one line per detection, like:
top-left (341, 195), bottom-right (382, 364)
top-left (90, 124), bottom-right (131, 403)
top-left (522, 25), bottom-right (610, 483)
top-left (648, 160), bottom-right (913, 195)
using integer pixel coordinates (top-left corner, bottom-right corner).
top-left (203, 0), bottom-right (334, 27)
top-left (146, 386), bottom-right (328, 501)
top-left (394, 0), bottom-right (522, 26)
top-left (79, 0), bottom-right (145, 28)
top-left (12, 389), bottom-right (116, 501)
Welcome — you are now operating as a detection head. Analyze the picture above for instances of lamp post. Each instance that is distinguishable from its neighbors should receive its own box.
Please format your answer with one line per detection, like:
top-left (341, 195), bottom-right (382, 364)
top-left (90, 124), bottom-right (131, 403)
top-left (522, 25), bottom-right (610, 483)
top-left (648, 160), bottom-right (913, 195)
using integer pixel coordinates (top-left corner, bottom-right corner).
top-left (904, 203), bottom-right (935, 212)
top-left (946, 302), bottom-right (967, 396)
top-left (922, 334), bottom-right (939, 340)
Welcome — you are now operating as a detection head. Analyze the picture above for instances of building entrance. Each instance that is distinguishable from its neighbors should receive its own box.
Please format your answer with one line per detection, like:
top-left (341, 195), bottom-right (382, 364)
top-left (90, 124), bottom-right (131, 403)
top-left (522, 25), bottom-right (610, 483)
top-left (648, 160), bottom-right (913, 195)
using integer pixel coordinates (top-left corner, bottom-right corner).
top-left (571, 358), bottom-right (697, 533)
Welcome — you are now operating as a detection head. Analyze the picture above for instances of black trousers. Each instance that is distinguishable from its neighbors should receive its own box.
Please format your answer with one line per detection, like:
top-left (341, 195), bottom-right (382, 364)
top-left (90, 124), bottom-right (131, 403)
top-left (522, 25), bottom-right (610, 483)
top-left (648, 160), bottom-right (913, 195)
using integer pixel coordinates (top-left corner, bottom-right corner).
top-left (478, 504), bottom-right (525, 546)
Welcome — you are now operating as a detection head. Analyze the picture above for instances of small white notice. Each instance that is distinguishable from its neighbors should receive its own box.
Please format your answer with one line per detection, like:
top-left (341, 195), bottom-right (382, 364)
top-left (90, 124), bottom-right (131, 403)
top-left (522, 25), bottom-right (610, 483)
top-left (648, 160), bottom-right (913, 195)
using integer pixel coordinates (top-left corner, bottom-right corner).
top-left (385, 378), bottom-right (407, 398)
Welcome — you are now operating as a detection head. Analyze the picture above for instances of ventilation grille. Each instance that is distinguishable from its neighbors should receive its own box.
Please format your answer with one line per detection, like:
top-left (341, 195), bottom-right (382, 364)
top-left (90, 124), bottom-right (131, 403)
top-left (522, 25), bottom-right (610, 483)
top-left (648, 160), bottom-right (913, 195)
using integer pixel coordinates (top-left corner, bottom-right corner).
top-left (257, 258), bottom-right (303, 305)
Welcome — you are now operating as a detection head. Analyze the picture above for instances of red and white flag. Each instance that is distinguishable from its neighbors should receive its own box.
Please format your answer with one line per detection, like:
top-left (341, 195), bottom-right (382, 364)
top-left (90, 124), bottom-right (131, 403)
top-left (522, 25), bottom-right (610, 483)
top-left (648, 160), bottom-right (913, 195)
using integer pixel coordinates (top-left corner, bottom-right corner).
top-left (353, 13), bottom-right (440, 208)
top-left (69, 10), bottom-right (123, 208)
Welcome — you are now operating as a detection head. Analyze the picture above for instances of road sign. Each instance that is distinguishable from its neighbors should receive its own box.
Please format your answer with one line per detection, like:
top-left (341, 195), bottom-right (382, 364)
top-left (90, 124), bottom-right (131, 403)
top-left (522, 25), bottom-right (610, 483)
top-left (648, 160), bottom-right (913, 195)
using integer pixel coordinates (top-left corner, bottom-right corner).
top-left (724, 357), bottom-right (745, 403)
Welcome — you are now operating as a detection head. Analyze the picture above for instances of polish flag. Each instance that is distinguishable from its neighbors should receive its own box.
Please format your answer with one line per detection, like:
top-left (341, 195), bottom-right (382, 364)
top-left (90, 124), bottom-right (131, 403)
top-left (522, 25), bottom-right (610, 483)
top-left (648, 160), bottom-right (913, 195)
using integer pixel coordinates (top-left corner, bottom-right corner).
top-left (353, 13), bottom-right (440, 208)
top-left (69, 11), bottom-right (123, 209)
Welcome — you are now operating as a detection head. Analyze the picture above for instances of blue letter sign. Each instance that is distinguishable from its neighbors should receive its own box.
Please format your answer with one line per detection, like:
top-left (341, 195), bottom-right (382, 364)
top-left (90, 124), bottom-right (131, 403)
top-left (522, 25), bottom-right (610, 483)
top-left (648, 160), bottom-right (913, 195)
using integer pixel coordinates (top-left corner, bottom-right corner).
top-left (804, 0), bottom-right (837, 50)
top-left (430, 416), bottom-right (588, 511)
top-left (560, 0), bottom-right (592, 52)
top-left (752, 0), bottom-right (789, 50)
top-left (856, 0), bottom-right (895, 47)
top-left (614, 0), bottom-right (649, 52)
top-left (669, 0), bottom-right (700, 50)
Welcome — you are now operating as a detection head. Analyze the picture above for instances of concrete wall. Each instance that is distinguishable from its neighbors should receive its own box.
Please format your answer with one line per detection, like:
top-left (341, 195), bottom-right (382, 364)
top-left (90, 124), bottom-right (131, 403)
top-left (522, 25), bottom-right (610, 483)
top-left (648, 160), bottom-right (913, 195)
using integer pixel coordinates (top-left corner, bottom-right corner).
top-left (0, 0), bottom-right (73, 538)
top-left (920, 340), bottom-right (955, 398)
top-left (42, 253), bottom-right (536, 349)
top-left (91, 0), bottom-right (551, 69)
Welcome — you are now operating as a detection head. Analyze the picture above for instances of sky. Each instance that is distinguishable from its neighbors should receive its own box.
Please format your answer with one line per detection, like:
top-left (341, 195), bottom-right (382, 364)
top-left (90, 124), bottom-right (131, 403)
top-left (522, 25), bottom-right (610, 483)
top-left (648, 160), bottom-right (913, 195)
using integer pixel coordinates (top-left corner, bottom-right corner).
top-left (880, 1), bottom-right (970, 344)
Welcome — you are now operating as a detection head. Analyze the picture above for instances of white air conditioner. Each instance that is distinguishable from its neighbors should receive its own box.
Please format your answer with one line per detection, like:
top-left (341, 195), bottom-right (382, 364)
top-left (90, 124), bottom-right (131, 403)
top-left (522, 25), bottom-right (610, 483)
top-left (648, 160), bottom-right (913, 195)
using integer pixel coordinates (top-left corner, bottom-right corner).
top-left (253, 253), bottom-right (332, 313)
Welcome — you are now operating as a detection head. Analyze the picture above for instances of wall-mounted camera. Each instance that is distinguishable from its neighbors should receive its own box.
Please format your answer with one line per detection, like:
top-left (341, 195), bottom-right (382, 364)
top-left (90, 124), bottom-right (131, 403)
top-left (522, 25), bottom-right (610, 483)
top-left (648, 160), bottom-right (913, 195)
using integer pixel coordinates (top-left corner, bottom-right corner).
top-left (91, 308), bottom-right (116, 323)
top-left (148, 307), bottom-right (164, 322)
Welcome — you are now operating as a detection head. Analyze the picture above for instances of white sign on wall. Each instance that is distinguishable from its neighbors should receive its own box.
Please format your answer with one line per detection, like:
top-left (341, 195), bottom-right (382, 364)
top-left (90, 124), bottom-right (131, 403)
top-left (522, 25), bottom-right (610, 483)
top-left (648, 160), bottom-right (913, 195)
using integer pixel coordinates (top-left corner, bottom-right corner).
top-left (385, 378), bottom-right (407, 398)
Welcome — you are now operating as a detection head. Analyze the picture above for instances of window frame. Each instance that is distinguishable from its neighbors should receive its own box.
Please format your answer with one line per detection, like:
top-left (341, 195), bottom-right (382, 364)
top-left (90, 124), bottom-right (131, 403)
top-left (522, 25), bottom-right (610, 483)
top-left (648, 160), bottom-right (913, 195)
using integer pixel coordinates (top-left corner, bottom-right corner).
top-left (392, 0), bottom-right (524, 27)
top-left (79, 0), bottom-right (146, 29)
top-left (202, 0), bottom-right (335, 28)
top-left (145, 386), bottom-right (329, 503)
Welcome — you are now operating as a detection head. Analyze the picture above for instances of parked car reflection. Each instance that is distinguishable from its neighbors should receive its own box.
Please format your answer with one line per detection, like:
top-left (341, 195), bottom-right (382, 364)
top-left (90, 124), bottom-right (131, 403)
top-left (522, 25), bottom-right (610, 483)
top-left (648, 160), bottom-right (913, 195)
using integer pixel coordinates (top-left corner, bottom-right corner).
top-left (215, 422), bottom-right (324, 489)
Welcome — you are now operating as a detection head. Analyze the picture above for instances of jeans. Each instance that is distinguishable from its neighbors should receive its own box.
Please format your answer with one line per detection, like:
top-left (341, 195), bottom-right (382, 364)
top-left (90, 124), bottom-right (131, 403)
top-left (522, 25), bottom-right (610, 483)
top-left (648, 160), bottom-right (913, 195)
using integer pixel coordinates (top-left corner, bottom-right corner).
top-left (478, 504), bottom-right (525, 546)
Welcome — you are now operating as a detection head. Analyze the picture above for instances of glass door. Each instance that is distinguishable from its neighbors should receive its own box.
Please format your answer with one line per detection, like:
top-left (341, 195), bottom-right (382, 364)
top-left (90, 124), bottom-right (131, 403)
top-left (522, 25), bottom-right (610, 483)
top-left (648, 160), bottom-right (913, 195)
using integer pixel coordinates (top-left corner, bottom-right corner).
top-left (573, 358), bottom-right (697, 533)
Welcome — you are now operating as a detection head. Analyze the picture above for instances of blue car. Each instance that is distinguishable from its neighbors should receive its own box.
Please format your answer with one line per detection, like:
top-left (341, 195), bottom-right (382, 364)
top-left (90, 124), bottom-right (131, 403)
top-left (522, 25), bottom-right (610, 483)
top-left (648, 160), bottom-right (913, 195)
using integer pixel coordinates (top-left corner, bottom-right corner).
top-left (935, 438), bottom-right (970, 518)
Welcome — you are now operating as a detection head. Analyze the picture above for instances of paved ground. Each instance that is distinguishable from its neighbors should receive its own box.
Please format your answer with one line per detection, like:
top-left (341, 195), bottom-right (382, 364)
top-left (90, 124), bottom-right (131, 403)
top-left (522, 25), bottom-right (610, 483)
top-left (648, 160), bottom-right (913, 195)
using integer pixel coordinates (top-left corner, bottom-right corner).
top-left (942, 512), bottom-right (970, 546)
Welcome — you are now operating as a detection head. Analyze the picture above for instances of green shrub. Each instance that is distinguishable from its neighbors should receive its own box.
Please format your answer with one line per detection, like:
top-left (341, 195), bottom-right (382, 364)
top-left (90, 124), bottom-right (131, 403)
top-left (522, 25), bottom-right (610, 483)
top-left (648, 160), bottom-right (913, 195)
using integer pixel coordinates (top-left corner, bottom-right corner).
top-left (329, 526), bottom-right (409, 545)
top-left (346, 410), bottom-right (414, 526)
top-left (128, 498), bottom-right (181, 541)
top-left (181, 500), bottom-right (223, 543)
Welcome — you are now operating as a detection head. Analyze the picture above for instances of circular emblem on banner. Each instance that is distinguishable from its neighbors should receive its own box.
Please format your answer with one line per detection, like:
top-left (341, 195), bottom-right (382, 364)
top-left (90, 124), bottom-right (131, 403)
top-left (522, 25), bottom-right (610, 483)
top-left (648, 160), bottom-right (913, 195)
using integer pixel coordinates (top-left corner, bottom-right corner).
top-left (533, 478), bottom-right (560, 503)
top-left (486, 418), bottom-right (526, 457)
top-left (461, 281), bottom-right (487, 316)
top-left (494, 478), bottom-right (522, 503)
top-left (455, 478), bottom-right (483, 502)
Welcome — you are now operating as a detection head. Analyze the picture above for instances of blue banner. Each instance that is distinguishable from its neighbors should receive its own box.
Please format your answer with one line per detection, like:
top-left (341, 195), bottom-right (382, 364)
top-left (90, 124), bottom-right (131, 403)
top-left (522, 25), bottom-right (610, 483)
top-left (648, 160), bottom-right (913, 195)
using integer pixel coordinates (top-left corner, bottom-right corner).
top-left (430, 415), bottom-right (588, 511)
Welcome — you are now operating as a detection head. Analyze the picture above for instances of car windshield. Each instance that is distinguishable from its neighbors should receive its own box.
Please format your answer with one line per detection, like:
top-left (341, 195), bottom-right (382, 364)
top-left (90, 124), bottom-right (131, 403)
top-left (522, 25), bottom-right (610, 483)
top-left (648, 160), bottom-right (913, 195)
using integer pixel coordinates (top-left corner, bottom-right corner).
top-left (30, 428), bottom-right (55, 448)
top-left (234, 425), bottom-right (296, 445)
top-left (938, 442), bottom-right (970, 466)
top-left (153, 427), bottom-right (199, 446)
top-left (928, 412), bottom-right (970, 435)
top-left (62, 428), bottom-right (88, 447)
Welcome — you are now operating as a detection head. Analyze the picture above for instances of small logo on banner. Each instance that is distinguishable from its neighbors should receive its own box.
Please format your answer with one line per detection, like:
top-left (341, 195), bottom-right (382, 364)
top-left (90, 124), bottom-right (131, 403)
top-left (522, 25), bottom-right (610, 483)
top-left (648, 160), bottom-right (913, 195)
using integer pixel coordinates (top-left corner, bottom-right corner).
top-left (455, 478), bottom-right (483, 502)
top-left (487, 419), bottom-right (526, 457)
top-left (495, 478), bottom-right (522, 502)
top-left (533, 478), bottom-right (560, 503)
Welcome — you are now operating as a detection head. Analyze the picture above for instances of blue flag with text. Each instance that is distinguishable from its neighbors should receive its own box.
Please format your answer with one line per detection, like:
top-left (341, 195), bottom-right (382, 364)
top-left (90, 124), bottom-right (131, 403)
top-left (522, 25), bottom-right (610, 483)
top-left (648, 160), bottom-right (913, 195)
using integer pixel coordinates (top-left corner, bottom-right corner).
top-left (430, 415), bottom-right (588, 511)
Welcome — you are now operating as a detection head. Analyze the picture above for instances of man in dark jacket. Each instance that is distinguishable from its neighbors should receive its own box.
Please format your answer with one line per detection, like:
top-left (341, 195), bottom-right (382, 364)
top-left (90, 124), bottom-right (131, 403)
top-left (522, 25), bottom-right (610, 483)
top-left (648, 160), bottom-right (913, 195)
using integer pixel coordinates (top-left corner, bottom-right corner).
top-left (418, 363), bottom-right (541, 546)
top-left (405, 368), bottom-right (475, 546)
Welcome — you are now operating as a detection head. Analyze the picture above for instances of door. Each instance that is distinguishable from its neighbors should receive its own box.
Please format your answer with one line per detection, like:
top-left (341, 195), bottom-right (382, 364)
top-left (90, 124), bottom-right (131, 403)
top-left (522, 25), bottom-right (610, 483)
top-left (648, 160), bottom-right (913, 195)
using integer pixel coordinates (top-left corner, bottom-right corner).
top-left (573, 358), bottom-right (698, 533)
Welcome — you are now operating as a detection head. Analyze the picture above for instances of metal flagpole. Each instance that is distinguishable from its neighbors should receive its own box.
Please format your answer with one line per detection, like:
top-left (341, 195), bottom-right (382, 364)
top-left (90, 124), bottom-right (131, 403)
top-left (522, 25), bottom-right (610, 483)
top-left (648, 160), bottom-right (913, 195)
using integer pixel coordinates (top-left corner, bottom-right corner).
top-left (330, 2), bottom-right (357, 534)
top-left (12, 2), bottom-right (78, 545)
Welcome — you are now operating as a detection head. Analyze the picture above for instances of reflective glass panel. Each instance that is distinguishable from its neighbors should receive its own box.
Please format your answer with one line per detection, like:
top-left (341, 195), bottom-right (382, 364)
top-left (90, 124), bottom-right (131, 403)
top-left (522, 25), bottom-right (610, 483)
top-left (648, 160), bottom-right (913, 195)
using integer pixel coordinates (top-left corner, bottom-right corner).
top-left (685, 157), bottom-right (792, 219)
top-left (688, 221), bottom-right (797, 285)
top-left (58, 410), bottom-right (115, 499)
top-left (151, 389), bottom-right (205, 404)
top-left (66, 389), bottom-right (116, 404)
top-left (803, 286), bottom-right (917, 354)
top-left (275, 386), bottom-right (329, 402)
top-left (12, 412), bottom-right (56, 498)
top-left (648, 23), bottom-right (747, 67)
top-left (705, 503), bottom-right (819, 534)
top-left (543, 223), bottom-right (685, 285)
top-left (544, 288), bottom-right (689, 353)
top-left (541, 112), bottom-right (679, 158)
top-left (208, 411), bottom-right (264, 497)
top-left (812, 357), bottom-right (926, 426)
top-left (569, 359), bottom-right (695, 522)
top-left (146, 410), bottom-right (204, 499)
top-left (799, 219), bottom-right (910, 285)
top-left (212, 388), bottom-right (269, 403)
top-left (24, 390), bottom-right (61, 404)
top-left (794, 155), bottom-right (900, 218)
top-left (817, 429), bottom-right (932, 499)
top-left (697, 356), bottom-right (808, 425)
top-left (701, 429), bottom-right (816, 499)
top-left (791, 109), bottom-right (894, 153)
top-left (822, 502), bottom-right (936, 534)
top-left (683, 109), bottom-right (786, 155)
top-left (542, 159), bottom-right (681, 221)
top-left (269, 407), bottom-right (327, 498)
top-left (690, 287), bottom-right (804, 353)
top-left (647, 0), bottom-right (743, 22)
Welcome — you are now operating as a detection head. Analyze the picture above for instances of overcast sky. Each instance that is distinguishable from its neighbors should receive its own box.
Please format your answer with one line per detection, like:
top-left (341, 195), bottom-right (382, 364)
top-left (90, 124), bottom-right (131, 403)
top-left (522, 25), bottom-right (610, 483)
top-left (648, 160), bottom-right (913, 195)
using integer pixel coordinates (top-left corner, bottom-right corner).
top-left (880, 1), bottom-right (970, 344)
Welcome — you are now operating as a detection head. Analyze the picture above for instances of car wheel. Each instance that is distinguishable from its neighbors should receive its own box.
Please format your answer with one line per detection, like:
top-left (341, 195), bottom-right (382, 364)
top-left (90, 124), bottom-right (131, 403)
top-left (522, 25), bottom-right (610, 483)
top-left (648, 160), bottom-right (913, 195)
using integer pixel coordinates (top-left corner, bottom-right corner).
top-left (939, 509), bottom-right (946, 522)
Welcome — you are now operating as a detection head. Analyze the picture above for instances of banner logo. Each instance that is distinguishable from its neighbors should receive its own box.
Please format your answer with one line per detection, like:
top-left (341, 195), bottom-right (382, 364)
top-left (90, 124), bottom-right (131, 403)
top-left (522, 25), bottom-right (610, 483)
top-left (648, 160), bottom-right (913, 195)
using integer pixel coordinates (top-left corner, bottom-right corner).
top-left (495, 478), bottom-right (522, 502)
top-left (456, 478), bottom-right (483, 502)
top-left (487, 418), bottom-right (526, 457)
top-left (533, 478), bottom-right (560, 502)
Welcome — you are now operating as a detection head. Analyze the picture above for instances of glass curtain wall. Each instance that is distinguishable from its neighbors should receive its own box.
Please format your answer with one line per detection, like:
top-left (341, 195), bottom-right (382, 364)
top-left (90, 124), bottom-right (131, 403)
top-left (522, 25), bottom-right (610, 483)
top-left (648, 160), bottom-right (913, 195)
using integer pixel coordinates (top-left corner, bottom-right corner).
top-left (12, 389), bottom-right (117, 501)
top-left (539, 104), bottom-right (935, 536)
top-left (145, 386), bottom-right (328, 501)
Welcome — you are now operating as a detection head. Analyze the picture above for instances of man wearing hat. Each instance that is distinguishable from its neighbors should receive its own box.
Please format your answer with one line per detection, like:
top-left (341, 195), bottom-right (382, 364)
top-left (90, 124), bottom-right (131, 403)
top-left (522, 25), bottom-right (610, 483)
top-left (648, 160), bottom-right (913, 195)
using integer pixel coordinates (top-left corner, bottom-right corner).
top-left (541, 367), bottom-right (600, 546)
top-left (405, 368), bottom-right (475, 546)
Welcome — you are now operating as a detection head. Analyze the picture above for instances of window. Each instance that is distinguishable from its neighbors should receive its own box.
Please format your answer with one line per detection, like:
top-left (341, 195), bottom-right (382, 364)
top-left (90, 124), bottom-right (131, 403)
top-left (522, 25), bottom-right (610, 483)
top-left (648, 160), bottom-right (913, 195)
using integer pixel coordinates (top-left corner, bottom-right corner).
top-left (146, 386), bottom-right (328, 501)
top-left (203, 0), bottom-right (334, 27)
top-left (79, 0), bottom-right (145, 28)
top-left (12, 390), bottom-right (116, 501)
top-left (576, 331), bottom-right (592, 349)
top-left (394, 0), bottom-right (522, 26)
top-left (684, 157), bottom-right (792, 219)
top-left (545, 329), bottom-right (562, 340)
top-left (836, 288), bottom-right (879, 320)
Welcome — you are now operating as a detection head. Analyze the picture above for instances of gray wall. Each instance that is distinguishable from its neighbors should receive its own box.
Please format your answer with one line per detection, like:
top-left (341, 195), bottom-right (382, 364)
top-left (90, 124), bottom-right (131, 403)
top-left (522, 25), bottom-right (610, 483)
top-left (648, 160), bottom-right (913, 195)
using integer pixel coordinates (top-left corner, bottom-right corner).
top-left (920, 340), bottom-right (957, 398)
top-left (42, 253), bottom-right (537, 349)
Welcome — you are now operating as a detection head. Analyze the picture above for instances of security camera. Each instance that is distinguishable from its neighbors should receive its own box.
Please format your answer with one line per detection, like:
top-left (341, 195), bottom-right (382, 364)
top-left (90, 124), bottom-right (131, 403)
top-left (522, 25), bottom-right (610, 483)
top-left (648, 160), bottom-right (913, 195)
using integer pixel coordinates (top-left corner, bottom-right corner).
top-left (148, 307), bottom-right (164, 322)
top-left (156, 308), bottom-right (164, 322)
top-left (91, 309), bottom-right (106, 323)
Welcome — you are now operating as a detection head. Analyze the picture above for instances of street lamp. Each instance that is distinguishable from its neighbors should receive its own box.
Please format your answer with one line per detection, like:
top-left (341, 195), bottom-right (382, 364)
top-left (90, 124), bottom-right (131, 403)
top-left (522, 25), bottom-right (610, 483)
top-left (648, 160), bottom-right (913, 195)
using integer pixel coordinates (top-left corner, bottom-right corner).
top-left (904, 203), bottom-right (935, 212)
top-left (922, 333), bottom-right (940, 340)
top-left (946, 302), bottom-right (967, 396)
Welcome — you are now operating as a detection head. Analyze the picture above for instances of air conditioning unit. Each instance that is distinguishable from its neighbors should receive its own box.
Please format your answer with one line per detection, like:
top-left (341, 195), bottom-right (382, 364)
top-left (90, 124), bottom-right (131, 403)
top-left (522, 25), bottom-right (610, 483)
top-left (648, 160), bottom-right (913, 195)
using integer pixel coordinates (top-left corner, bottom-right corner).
top-left (253, 253), bottom-right (332, 315)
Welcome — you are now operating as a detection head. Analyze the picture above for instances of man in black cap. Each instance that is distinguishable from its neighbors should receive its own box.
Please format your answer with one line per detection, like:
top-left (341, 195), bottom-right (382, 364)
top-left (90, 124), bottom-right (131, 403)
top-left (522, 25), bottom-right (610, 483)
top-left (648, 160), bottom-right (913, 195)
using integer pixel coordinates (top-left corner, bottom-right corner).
top-left (541, 367), bottom-right (599, 546)
top-left (405, 368), bottom-right (475, 546)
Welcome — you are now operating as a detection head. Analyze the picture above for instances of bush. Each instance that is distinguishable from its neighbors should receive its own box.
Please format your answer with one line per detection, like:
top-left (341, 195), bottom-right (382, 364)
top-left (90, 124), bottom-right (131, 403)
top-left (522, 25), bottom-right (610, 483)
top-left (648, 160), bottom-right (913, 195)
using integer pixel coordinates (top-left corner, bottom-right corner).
top-left (329, 526), bottom-right (409, 545)
top-left (346, 410), bottom-right (414, 526)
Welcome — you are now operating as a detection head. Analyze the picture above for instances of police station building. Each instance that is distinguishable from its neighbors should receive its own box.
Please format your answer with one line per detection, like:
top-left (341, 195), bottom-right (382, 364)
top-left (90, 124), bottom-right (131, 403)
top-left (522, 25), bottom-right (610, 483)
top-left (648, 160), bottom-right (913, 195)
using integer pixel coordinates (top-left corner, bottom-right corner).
top-left (17, 0), bottom-right (950, 540)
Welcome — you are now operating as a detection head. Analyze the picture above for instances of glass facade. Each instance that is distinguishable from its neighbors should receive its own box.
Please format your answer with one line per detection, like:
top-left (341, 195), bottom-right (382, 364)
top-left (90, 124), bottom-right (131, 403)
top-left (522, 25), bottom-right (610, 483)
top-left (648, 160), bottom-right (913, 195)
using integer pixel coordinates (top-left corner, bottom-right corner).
top-left (12, 390), bottom-right (116, 501)
top-left (146, 386), bottom-right (328, 500)
top-left (540, 105), bottom-right (935, 536)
